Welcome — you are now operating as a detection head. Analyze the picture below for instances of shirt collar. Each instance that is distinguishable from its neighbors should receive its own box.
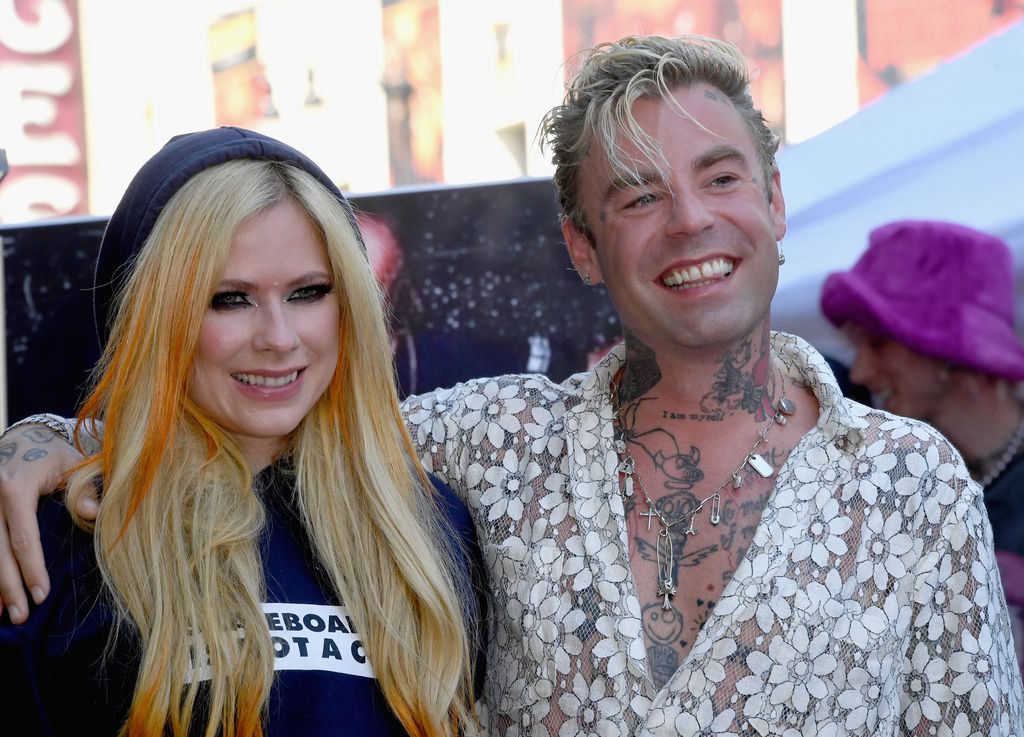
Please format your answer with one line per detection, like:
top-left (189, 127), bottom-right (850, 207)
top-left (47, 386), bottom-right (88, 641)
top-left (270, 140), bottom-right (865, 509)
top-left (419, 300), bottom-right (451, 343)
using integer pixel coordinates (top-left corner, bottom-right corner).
top-left (772, 332), bottom-right (869, 451)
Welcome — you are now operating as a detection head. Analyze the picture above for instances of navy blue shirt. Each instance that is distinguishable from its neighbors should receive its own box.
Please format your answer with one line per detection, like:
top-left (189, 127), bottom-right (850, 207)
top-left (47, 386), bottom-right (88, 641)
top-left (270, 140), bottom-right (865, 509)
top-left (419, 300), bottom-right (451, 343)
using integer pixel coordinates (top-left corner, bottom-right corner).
top-left (0, 466), bottom-right (485, 736)
top-left (986, 452), bottom-right (1024, 558)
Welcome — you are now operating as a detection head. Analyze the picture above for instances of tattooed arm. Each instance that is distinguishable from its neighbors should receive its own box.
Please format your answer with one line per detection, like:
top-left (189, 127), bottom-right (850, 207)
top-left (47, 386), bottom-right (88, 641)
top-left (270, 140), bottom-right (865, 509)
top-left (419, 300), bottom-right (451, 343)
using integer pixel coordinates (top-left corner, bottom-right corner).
top-left (0, 420), bottom-right (91, 624)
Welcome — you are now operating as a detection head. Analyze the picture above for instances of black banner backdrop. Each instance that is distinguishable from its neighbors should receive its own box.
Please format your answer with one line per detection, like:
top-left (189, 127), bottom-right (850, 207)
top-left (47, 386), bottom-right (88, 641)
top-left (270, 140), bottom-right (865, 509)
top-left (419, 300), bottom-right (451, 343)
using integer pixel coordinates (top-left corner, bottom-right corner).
top-left (2, 178), bottom-right (620, 420)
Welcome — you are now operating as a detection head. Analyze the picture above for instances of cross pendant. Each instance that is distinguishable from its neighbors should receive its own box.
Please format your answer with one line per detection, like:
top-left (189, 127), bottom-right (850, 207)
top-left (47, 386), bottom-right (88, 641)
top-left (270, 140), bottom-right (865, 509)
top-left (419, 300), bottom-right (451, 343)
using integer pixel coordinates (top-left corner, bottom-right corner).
top-left (639, 506), bottom-right (658, 531)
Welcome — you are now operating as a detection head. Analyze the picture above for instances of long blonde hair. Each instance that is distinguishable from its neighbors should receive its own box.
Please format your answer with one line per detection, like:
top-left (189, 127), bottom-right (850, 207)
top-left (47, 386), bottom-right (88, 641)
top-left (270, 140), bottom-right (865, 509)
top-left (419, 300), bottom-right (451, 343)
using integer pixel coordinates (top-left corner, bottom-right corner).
top-left (66, 159), bottom-right (475, 737)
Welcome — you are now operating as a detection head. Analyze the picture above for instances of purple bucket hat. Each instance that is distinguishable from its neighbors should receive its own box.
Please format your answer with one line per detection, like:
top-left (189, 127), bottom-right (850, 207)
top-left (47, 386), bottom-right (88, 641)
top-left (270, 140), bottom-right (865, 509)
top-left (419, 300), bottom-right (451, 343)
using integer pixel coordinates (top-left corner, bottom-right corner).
top-left (820, 219), bottom-right (1024, 381)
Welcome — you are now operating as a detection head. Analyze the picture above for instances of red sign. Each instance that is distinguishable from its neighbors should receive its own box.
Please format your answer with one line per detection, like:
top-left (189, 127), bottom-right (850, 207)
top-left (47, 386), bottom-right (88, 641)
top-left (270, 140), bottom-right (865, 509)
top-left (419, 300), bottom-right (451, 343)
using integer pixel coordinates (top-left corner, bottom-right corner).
top-left (0, 0), bottom-right (88, 222)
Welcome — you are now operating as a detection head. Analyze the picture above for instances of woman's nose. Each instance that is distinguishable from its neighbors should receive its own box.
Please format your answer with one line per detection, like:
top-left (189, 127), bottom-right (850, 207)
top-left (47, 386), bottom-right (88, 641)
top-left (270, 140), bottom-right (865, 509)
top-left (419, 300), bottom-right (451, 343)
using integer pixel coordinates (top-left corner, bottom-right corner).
top-left (253, 302), bottom-right (300, 352)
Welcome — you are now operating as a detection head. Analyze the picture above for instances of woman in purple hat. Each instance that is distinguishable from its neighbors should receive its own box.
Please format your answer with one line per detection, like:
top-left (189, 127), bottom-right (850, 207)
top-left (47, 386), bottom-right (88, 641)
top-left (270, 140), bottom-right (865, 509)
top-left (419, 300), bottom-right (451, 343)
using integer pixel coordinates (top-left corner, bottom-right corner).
top-left (821, 218), bottom-right (1024, 671)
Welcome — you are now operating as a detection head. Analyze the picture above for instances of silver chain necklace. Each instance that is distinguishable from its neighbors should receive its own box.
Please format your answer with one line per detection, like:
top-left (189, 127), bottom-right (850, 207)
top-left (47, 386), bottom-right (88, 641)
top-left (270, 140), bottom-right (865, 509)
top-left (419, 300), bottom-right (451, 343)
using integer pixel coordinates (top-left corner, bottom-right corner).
top-left (976, 407), bottom-right (1024, 487)
top-left (610, 370), bottom-right (795, 610)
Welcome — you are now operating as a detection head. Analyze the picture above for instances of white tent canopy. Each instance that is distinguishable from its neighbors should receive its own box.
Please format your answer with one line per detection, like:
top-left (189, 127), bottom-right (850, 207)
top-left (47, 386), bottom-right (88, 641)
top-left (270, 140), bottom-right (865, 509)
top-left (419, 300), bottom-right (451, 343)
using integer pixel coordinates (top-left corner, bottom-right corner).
top-left (771, 19), bottom-right (1024, 365)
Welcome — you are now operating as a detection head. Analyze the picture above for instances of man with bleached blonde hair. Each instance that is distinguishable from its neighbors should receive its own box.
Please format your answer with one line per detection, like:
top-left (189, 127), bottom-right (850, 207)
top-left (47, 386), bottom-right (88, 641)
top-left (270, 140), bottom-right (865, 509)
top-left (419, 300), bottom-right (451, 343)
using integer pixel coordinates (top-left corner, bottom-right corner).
top-left (1, 34), bottom-right (1022, 736)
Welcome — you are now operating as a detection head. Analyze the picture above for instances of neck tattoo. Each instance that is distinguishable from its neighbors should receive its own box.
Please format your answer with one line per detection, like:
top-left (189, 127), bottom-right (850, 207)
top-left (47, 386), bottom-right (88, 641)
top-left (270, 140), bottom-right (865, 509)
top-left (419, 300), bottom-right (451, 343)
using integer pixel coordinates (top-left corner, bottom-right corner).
top-left (975, 406), bottom-right (1024, 487)
top-left (610, 368), bottom-right (796, 610)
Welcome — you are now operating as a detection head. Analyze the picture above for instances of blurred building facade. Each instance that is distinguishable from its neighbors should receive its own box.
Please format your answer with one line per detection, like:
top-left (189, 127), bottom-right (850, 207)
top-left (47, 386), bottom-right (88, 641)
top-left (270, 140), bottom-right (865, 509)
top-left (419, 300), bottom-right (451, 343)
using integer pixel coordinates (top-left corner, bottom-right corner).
top-left (1, 0), bottom-right (1021, 223)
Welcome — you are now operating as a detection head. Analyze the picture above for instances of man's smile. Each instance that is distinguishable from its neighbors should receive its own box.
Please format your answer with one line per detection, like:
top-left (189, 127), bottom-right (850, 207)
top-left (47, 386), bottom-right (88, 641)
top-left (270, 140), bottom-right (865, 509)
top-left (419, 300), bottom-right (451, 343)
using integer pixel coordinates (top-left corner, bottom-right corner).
top-left (660, 257), bottom-right (735, 289)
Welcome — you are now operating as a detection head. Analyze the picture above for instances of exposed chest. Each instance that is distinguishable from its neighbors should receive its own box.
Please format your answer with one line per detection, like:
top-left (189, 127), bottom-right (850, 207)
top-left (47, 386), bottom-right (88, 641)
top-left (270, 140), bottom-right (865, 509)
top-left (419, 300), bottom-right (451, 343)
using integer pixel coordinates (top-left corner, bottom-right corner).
top-left (622, 454), bottom-right (779, 686)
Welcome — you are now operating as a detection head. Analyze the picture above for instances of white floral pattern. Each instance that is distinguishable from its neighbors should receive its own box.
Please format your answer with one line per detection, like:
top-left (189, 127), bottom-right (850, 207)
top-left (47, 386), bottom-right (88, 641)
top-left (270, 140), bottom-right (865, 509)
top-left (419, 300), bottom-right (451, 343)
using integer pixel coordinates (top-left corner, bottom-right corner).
top-left (402, 333), bottom-right (1024, 736)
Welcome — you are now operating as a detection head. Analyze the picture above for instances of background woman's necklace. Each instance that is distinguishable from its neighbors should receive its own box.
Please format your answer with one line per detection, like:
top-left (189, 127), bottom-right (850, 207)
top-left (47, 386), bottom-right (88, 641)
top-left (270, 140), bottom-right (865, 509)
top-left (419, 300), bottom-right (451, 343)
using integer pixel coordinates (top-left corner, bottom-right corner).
top-left (610, 370), bottom-right (795, 609)
top-left (975, 407), bottom-right (1024, 487)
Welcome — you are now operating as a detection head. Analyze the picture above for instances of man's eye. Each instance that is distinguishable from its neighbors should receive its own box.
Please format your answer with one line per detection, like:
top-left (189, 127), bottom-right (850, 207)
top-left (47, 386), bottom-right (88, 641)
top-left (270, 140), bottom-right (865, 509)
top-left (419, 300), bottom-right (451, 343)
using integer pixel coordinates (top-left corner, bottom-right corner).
top-left (288, 283), bottom-right (334, 302)
top-left (710, 174), bottom-right (738, 187)
top-left (211, 291), bottom-right (251, 310)
top-left (628, 193), bottom-right (659, 208)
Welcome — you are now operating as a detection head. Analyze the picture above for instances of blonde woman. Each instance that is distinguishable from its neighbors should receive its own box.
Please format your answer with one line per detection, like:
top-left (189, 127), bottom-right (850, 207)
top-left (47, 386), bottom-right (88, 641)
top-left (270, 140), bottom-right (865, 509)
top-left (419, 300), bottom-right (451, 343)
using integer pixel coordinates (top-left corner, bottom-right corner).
top-left (0, 127), bottom-right (482, 737)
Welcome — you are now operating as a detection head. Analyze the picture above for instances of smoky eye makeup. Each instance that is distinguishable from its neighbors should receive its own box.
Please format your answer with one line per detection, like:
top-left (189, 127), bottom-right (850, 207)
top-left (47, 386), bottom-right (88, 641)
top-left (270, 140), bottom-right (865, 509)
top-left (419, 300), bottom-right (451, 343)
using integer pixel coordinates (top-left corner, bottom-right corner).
top-left (208, 277), bottom-right (334, 310)
top-left (288, 282), bottom-right (335, 302)
top-left (210, 290), bottom-right (252, 310)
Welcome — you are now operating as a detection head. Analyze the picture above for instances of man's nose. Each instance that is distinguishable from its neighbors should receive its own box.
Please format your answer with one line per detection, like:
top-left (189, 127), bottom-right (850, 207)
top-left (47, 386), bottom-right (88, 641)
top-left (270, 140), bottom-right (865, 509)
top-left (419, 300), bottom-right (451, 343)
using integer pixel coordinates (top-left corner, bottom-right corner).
top-left (664, 191), bottom-right (714, 236)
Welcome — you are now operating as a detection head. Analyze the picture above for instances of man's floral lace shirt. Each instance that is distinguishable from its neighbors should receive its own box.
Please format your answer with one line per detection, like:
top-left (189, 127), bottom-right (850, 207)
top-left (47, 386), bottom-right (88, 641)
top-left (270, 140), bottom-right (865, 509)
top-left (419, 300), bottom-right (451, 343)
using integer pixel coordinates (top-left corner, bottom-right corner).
top-left (402, 333), bottom-right (1024, 736)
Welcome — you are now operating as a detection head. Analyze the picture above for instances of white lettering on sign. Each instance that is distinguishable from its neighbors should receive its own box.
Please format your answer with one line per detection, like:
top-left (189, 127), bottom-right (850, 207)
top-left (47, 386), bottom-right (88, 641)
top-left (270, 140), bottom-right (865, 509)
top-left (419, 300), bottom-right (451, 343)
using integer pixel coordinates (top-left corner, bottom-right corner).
top-left (0, 173), bottom-right (79, 221)
top-left (0, 62), bottom-right (78, 165)
top-left (0, 0), bottom-right (85, 221)
top-left (0, 0), bottom-right (72, 54)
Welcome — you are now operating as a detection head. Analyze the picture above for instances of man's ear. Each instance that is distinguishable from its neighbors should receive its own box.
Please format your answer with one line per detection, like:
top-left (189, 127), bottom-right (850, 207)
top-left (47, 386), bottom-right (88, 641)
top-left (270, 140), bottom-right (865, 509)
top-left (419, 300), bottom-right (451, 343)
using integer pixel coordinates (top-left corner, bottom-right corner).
top-left (562, 218), bottom-right (603, 285)
top-left (770, 167), bottom-right (787, 242)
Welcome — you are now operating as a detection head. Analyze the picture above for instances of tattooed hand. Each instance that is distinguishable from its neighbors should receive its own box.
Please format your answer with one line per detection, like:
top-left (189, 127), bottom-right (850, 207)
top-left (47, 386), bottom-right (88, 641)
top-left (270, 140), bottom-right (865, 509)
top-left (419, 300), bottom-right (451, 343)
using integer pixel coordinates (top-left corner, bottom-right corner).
top-left (0, 422), bottom-right (87, 624)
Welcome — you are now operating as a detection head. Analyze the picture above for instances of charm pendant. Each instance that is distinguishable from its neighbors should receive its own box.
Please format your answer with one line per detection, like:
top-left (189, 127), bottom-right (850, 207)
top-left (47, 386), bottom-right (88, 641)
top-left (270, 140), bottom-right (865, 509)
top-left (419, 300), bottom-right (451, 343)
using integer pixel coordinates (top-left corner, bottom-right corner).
top-left (684, 517), bottom-right (698, 536)
top-left (747, 452), bottom-right (774, 478)
top-left (710, 494), bottom-right (721, 525)
top-left (617, 456), bottom-right (636, 497)
top-left (732, 472), bottom-right (743, 489)
top-left (778, 397), bottom-right (797, 416)
top-left (657, 578), bottom-right (677, 610)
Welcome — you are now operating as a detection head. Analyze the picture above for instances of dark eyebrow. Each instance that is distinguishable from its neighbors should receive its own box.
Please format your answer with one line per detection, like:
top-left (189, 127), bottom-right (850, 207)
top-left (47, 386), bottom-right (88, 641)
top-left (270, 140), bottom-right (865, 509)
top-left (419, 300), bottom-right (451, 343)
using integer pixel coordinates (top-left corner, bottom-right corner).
top-left (693, 144), bottom-right (750, 173)
top-left (216, 271), bottom-right (332, 292)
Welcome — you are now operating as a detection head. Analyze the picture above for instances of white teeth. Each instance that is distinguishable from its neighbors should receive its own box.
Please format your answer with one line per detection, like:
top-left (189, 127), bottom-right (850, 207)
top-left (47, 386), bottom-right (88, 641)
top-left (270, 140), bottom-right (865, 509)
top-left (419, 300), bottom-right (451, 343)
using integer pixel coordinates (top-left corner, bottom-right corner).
top-left (662, 258), bottom-right (734, 288)
top-left (232, 371), bottom-right (299, 387)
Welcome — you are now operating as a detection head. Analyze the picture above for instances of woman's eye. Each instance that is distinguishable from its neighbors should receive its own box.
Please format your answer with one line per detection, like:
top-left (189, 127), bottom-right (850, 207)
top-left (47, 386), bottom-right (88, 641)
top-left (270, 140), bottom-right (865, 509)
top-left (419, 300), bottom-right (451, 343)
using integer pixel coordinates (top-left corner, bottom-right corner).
top-left (211, 291), bottom-right (251, 310)
top-left (289, 283), bottom-right (334, 302)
